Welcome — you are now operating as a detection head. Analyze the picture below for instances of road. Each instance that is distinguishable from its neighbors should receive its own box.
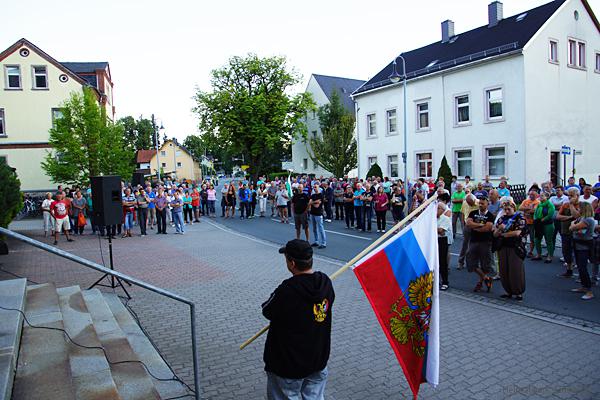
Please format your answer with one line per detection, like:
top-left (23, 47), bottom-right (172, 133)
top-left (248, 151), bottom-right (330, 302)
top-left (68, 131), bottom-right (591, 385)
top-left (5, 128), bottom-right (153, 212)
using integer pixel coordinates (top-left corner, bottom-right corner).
top-left (213, 183), bottom-right (599, 324)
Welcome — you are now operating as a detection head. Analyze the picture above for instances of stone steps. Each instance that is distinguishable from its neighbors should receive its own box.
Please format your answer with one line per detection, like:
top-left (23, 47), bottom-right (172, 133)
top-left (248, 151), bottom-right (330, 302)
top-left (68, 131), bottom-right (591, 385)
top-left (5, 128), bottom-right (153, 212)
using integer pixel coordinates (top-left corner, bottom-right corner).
top-left (1, 279), bottom-right (188, 400)
top-left (0, 279), bottom-right (27, 400)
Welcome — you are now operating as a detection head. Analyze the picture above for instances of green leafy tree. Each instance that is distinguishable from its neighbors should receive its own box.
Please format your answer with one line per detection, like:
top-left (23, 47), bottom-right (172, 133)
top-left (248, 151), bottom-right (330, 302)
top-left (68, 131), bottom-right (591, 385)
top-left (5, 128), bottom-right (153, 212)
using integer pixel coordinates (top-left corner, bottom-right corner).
top-left (437, 156), bottom-right (453, 193)
top-left (307, 91), bottom-right (357, 178)
top-left (119, 115), bottom-right (155, 151)
top-left (42, 87), bottom-right (134, 187)
top-left (183, 134), bottom-right (236, 174)
top-left (0, 159), bottom-right (23, 229)
top-left (193, 54), bottom-right (314, 181)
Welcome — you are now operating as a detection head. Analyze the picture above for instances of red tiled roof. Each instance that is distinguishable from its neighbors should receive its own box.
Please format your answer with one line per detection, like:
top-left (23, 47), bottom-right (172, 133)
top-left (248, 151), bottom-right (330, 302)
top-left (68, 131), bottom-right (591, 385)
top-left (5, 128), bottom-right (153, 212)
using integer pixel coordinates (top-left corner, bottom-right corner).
top-left (136, 149), bottom-right (155, 163)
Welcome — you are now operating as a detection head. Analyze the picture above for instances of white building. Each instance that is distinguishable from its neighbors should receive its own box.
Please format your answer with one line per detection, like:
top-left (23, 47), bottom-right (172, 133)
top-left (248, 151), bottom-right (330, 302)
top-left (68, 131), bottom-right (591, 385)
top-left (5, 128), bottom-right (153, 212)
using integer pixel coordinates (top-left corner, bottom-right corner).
top-left (353, 0), bottom-right (600, 186)
top-left (292, 74), bottom-right (364, 177)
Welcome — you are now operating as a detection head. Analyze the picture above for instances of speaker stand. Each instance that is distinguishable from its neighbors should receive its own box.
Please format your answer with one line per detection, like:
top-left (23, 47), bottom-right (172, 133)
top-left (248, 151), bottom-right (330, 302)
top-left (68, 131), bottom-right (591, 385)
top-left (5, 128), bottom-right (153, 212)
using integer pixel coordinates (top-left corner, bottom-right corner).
top-left (89, 234), bottom-right (132, 299)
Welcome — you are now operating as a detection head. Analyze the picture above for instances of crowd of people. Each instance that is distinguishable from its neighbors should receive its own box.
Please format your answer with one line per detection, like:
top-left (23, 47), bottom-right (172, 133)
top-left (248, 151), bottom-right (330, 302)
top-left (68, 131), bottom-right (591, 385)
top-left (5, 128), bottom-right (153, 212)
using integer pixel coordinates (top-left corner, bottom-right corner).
top-left (39, 172), bottom-right (600, 300)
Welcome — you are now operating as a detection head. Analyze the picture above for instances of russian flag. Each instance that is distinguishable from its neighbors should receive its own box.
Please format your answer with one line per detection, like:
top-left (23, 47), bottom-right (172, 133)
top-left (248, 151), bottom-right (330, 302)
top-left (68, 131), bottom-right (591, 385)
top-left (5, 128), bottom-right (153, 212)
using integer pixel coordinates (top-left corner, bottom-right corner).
top-left (352, 202), bottom-right (439, 398)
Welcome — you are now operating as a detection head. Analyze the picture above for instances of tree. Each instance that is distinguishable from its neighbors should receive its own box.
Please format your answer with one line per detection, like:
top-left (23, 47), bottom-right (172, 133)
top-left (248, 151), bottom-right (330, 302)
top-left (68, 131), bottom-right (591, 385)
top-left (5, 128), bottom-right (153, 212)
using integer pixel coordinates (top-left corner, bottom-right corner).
top-left (42, 87), bottom-right (134, 187)
top-left (307, 91), bottom-right (357, 178)
top-left (183, 134), bottom-right (235, 174)
top-left (0, 159), bottom-right (22, 229)
top-left (366, 163), bottom-right (383, 179)
top-left (119, 115), bottom-right (155, 151)
top-left (193, 54), bottom-right (314, 181)
top-left (437, 156), bottom-right (453, 192)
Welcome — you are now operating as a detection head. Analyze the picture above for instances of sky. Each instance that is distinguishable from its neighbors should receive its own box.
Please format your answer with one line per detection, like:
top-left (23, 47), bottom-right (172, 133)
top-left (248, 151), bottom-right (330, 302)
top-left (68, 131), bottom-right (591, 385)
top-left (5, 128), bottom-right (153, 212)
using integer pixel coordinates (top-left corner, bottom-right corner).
top-left (3, 0), bottom-right (599, 141)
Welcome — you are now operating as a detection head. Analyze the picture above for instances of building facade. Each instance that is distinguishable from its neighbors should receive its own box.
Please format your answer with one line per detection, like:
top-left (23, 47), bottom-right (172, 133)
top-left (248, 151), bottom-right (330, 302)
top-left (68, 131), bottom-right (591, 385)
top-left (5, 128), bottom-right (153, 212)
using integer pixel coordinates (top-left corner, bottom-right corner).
top-left (0, 38), bottom-right (114, 191)
top-left (291, 74), bottom-right (364, 177)
top-left (149, 139), bottom-right (202, 182)
top-left (353, 0), bottom-right (600, 186)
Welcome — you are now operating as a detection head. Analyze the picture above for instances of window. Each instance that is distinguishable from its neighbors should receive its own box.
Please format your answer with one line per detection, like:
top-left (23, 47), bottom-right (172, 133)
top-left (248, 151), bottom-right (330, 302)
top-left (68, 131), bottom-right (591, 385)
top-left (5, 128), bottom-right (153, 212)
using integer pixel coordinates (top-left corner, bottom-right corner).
top-left (455, 149), bottom-right (472, 177)
top-left (416, 102), bottom-right (429, 130)
top-left (568, 38), bottom-right (586, 68)
top-left (549, 40), bottom-right (558, 63)
top-left (176, 162), bottom-right (182, 168)
top-left (0, 109), bottom-right (5, 136)
top-left (455, 95), bottom-right (470, 124)
top-left (387, 155), bottom-right (398, 178)
top-left (5, 66), bottom-right (21, 89)
top-left (312, 130), bottom-right (318, 139)
top-left (51, 108), bottom-right (63, 129)
top-left (486, 88), bottom-right (503, 121)
top-left (313, 161), bottom-right (318, 169)
top-left (416, 152), bottom-right (433, 178)
top-left (386, 109), bottom-right (397, 135)
top-left (0, 156), bottom-right (6, 165)
top-left (368, 156), bottom-right (378, 168)
top-left (596, 53), bottom-right (600, 72)
top-left (578, 42), bottom-right (586, 68)
top-left (160, 151), bottom-right (166, 156)
top-left (486, 147), bottom-right (506, 176)
top-left (32, 66), bottom-right (48, 89)
top-left (366, 113), bottom-right (376, 137)
top-left (161, 162), bottom-right (167, 168)
top-left (311, 111), bottom-right (316, 120)
top-left (302, 158), bottom-right (308, 170)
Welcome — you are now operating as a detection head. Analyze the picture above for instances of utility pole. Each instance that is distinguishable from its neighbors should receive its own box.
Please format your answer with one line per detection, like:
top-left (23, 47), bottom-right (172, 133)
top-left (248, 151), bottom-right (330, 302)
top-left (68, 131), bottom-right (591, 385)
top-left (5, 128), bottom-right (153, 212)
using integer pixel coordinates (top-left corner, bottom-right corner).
top-left (152, 114), bottom-right (161, 183)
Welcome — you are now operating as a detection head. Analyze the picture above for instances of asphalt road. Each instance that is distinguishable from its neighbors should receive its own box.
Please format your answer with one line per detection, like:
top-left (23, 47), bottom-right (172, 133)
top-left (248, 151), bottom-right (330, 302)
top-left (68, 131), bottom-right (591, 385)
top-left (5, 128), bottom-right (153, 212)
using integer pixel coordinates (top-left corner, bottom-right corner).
top-left (213, 180), bottom-right (599, 323)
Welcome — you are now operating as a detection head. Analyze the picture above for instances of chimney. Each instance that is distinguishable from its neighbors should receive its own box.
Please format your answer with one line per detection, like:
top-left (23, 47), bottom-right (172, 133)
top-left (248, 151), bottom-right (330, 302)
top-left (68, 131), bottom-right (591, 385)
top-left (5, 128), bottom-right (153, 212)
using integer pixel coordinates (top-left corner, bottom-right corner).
top-left (441, 20), bottom-right (455, 43)
top-left (488, 1), bottom-right (503, 27)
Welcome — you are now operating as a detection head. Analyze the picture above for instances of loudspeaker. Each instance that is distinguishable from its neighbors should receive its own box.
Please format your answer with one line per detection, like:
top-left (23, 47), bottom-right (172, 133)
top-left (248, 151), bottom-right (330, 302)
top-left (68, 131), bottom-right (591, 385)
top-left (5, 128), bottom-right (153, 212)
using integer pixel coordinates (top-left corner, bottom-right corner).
top-left (132, 172), bottom-right (144, 187)
top-left (91, 175), bottom-right (122, 226)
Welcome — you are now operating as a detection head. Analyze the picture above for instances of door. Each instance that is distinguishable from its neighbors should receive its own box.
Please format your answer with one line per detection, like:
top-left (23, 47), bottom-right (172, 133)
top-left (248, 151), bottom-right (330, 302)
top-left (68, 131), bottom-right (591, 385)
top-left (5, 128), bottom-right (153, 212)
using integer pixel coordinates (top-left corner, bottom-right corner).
top-left (550, 151), bottom-right (559, 186)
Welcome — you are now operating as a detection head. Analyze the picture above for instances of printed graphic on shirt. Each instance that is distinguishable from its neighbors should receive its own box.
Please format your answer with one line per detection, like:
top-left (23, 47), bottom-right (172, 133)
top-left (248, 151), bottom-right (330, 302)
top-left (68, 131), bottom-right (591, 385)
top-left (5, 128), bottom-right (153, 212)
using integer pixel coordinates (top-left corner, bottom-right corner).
top-left (313, 298), bottom-right (330, 322)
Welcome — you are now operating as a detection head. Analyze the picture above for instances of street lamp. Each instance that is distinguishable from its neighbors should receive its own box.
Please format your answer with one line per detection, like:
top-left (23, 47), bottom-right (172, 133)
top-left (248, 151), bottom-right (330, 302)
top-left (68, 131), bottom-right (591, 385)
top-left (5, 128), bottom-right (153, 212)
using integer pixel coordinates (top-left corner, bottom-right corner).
top-left (151, 114), bottom-right (164, 183)
top-left (389, 55), bottom-right (408, 188)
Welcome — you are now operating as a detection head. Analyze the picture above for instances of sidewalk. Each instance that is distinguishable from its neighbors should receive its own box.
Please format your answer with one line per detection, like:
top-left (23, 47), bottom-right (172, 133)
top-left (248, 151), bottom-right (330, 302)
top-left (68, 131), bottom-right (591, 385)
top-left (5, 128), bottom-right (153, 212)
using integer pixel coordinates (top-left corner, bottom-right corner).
top-left (1, 220), bottom-right (599, 399)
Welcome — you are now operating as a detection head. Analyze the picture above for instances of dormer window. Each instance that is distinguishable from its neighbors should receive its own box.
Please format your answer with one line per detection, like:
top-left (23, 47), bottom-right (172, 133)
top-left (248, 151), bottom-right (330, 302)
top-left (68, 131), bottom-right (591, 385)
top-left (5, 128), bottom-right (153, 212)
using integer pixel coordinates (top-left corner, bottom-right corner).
top-left (515, 12), bottom-right (528, 22)
top-left (32, 66), bottom-right (48, 89)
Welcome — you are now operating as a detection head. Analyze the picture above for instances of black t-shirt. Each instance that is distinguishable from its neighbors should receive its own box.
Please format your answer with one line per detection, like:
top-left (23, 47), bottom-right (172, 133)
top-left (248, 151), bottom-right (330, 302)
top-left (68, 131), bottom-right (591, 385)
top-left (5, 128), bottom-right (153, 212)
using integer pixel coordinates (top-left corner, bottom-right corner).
top-left (364, 187), bottom-right (375, 205)
top-left (468, 210), bottom-right (495, 242)
top-left (343, 192), bottom-right (354, 207)
top-left (262, 271), bottom-right (335, 379)
top-left (310, 192), bottom-right (324, 216)
top-left (292, 193), bottom-right (310, 215)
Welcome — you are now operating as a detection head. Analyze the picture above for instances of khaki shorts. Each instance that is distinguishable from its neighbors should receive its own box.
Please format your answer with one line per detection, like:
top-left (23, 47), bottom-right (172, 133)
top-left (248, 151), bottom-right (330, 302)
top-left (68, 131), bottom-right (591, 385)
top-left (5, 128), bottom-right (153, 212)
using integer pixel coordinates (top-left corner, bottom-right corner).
top-left (55, 217), bottom-right (70, 233)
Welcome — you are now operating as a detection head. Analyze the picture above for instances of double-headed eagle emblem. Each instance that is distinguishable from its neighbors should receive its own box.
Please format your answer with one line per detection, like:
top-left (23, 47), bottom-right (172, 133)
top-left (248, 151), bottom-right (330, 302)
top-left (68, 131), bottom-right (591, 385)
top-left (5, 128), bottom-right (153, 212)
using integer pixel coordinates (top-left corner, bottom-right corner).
top-left (389, 272), bottom-right (433, 357)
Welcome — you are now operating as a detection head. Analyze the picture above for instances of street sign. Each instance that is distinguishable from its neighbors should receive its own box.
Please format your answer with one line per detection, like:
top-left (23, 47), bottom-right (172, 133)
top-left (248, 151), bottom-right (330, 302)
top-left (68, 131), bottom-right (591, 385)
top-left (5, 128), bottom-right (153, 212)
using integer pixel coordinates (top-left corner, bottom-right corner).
top-left (574, 150), bottom-right (583, 156)
top-left (561, 145), bottom-right (571, 155)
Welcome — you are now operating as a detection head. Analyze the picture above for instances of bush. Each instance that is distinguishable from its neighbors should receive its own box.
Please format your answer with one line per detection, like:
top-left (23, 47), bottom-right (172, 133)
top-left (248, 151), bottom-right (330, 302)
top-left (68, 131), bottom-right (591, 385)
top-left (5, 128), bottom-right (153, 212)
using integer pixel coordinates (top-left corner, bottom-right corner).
top-left (437, 156), bottom-right (453, 193)
top-left (0, 159), bottom-right (23, 229)
top-left (366, 163), bottom-right (383, 179)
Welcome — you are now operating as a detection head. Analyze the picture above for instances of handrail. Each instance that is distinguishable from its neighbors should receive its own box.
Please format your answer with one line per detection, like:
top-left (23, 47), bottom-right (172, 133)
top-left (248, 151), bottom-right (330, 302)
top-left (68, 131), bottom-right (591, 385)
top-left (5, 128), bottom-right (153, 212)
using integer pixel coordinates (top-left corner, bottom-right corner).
top-left (0, 227), bottom-right (200, 400)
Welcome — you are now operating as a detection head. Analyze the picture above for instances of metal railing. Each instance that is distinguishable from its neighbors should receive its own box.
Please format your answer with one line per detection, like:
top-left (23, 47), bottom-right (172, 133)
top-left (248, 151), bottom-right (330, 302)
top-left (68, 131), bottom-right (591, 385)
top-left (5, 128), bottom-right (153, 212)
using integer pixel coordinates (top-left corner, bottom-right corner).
top-left (0, 227), bottom-right (200, 400)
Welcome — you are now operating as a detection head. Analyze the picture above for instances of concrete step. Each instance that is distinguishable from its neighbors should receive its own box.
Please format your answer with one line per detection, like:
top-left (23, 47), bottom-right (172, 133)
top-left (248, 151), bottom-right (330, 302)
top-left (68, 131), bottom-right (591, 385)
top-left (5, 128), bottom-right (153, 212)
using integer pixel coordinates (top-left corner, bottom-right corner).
top-left (11, 283), bottom-right (76, 400)
top-left (103, 294), bottom-right (189, 399)
top-left (56, 286), bottom-right (121, 400)
top-left (0, 279), bottom-right (27, 400)
top-left (81, 289), bottom-right (160, 400)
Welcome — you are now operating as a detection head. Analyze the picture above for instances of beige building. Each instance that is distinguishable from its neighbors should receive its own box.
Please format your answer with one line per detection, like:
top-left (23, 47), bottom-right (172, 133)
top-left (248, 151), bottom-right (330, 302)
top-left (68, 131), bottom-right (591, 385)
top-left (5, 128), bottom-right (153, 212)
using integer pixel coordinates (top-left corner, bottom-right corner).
top-left (0, 38), bottom-right (114, 191)
top-left (149, 139), bottom-right (202, 182)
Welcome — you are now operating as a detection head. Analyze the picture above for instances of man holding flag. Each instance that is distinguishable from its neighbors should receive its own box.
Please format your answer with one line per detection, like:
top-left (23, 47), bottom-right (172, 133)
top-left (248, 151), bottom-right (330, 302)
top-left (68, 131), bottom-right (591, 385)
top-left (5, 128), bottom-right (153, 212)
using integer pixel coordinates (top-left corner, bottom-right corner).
top-left (262, 239), bottom-right (335, 400)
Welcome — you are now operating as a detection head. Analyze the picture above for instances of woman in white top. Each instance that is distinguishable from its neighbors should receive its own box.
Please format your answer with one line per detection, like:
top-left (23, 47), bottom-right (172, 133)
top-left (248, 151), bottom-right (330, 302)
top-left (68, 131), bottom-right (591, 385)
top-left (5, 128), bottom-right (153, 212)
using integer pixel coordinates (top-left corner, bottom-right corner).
top-left (41, 192), bottom-right (54, 236)
top-left (257, 183), bottom-right (268, 217)
top-left (437, 202), bottom-right (452, 290)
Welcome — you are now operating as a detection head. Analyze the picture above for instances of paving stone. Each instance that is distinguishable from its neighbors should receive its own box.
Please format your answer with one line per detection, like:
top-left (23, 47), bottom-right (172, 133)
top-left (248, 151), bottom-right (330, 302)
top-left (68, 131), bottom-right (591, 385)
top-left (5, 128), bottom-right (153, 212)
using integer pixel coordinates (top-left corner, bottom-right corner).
top-left (1, 222), bottom-right (600, 399)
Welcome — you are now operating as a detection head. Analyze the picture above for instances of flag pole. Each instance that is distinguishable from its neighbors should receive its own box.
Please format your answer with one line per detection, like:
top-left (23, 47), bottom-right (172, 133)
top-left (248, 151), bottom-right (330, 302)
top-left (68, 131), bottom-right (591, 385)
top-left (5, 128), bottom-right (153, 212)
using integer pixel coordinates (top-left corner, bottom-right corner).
top-left (239, 192), bottom-right (439, 350)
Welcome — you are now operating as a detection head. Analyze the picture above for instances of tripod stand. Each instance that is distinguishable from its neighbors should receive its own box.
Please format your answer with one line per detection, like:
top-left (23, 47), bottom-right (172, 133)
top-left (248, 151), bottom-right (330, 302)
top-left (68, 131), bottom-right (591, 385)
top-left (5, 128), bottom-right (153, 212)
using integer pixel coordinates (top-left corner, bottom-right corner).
top-left (89, 233), bottom-right (132, 299)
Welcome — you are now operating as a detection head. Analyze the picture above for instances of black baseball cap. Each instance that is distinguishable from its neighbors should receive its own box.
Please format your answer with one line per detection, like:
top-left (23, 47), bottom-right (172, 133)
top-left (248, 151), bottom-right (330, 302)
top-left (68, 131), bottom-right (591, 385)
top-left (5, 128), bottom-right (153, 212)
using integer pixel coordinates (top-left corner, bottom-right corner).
top-left (278, 239), bottom-right (313, 260)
